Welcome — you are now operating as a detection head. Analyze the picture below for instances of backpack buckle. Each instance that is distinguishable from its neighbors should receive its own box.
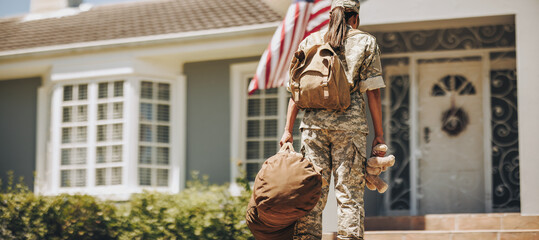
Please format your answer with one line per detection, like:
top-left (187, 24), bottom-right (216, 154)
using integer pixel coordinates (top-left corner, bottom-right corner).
top-left (323, 87), bottom-right (329, 99)
top-left (322, 82), bottom-right (329, 99)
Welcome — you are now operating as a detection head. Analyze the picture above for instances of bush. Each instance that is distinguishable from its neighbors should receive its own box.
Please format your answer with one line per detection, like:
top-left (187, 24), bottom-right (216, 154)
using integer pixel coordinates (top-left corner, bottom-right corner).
top-left (122, 173), bottom-right (253, 240)
top-left (0, 172), bottom-right (253, 240)
top-left (0, 172), bottom-right (122, 240)
top-left (0, 186), bottom-right (47, 239)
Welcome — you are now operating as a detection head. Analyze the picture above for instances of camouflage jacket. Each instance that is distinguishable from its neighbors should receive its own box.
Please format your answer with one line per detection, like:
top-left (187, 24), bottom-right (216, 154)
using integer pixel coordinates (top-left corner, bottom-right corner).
top-left (289, 26), bottom-right (386, 133)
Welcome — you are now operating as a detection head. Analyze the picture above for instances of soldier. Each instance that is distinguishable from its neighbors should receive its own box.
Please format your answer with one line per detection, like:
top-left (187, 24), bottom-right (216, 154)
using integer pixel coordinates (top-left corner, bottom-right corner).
top-left (279, 0), bottom-right (386, 239)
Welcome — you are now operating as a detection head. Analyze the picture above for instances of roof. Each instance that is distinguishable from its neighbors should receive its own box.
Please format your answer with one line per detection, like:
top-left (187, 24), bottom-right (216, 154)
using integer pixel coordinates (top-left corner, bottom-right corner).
top-left (0, 0), bottom-right (281, 53)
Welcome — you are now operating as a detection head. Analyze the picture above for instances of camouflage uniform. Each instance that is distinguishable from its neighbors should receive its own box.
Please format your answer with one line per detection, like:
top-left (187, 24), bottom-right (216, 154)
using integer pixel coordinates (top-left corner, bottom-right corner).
top-left (290, 26), bottom-right (385, 240)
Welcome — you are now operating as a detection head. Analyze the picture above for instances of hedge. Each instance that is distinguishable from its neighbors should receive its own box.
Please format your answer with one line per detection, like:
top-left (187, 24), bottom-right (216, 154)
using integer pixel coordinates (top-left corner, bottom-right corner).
top-left (0, 172), bottom-right (254, 240)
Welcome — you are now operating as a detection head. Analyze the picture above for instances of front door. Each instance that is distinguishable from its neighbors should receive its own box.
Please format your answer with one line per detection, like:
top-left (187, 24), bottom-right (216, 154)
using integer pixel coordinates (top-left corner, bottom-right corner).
top-left (417, 58), bottom-right (485, 214)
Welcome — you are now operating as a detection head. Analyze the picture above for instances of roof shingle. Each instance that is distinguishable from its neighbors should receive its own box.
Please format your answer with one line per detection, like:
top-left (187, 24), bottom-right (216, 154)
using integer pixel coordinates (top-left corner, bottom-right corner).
top-left (0, 0), bottom-right (281, 52)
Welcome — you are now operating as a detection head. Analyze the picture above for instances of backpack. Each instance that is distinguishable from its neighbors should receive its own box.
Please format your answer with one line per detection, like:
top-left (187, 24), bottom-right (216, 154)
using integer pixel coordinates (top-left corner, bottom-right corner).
top-left (289, 30), bottom-right (360, 112)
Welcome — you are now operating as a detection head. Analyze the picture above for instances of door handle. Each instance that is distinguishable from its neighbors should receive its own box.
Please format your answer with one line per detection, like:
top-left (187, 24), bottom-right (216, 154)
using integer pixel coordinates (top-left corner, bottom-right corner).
top-left (424, 127), bottom-right (430, 143)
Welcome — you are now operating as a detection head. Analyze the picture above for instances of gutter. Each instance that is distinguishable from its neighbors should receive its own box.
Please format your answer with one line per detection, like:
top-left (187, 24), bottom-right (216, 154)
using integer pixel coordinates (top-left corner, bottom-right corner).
top-left (0, 21), bottom-right (280, 60)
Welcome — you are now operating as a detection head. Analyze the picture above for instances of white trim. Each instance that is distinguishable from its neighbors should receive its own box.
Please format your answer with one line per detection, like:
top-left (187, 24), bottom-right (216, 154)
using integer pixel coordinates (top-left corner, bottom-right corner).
top-left (51, 68), bottom-right (134, 82)
top-left (172, 74), bottom-right (187, 193)
top-left (87, 81), bottom-right (98, 189)
top-left (381, 47), bottom-right (515, 59)
top-left (50, 84), bottom-right (63, 194)
top-left (381, 62), bottom-right (409, 215)
top-left (409, 55), bottom-right (419, 216)
top-left (35, 77), bottom-right (49, 194)
top-left (229, 62), bottom-right (259, 187)
top-left (49, 58), bottom-right (181, 83)
top-left (360, 14), bottom-right (515, 33)
top-left (382, 70), bottom-right (392, 215)
top-left (482, 52), bottom-right (494, 213)
top-left (0, 22), bottom-right (280, 59)
top-left (125, 77), bottom-right (139, 192)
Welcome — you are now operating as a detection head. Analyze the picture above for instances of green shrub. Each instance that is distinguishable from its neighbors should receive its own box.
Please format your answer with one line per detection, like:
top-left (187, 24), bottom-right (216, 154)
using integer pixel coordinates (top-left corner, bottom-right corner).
top-left (121, 173), bottom-right (253, 240)
top-left (0, 171), bottom-right (46, 239)
top-left (0, 189), bottom-right (46, 239)
top-left (0, 172), bottom-right (122, 240)
top-left (41, 195), bottom-right (122, 240)
top-left (0, 172), bottom-right (253, 240)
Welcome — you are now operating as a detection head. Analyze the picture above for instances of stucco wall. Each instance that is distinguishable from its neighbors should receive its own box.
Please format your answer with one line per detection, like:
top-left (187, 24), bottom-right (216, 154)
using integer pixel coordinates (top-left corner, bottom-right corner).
top-left (0, 77), bottom-right (41, 190)
top-left (184, 56), bottom-right (259, 185)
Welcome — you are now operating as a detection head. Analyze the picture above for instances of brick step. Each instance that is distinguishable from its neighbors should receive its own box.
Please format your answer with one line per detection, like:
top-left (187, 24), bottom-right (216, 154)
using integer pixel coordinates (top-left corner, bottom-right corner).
top-left (364, 230), bottom-right (539, 240)
top-left (365, 213), bottom-right (539, 231)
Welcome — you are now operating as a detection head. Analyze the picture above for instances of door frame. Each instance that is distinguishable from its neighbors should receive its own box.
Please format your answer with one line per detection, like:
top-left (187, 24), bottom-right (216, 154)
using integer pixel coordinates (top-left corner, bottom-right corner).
top-left (381, 47), bottom-right (515, 215)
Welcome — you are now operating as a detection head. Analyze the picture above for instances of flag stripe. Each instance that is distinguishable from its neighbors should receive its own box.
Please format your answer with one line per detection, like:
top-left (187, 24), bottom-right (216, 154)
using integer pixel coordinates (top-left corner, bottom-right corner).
top-left (305, 19), bottom-right (329, 37)
top-left (249, 0), bottom-right (331, 93)
top-left (309, 6), bottom-right (330, 21)
top-left (275, 2), bottom-right (302, 88)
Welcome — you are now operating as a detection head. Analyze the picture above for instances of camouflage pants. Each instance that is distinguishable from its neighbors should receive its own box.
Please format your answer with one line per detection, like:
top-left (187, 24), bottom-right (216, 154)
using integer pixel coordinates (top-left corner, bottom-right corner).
top-left (294, 129), bottom-right (367, 240)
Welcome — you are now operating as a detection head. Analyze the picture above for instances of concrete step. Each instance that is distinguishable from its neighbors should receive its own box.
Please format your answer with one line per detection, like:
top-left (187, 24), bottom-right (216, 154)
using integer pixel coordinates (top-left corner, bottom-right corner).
top-left (364, 230), bottom-right (539, 240)
top-left (322, 213), bottom-right (539, 240)
top-left (365, 213), bottom-right (539, 231)
top-left (323, 230), bottom-right (539, 240)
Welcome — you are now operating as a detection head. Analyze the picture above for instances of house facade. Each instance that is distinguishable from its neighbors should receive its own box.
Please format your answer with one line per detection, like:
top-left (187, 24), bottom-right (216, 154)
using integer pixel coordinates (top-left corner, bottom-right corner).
top-left (1, 0), bottom-right (538, 233)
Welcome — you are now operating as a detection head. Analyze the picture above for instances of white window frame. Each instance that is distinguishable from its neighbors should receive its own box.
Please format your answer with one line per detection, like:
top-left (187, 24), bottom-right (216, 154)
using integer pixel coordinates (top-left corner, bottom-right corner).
top-left (48, 75), bottom-right (183, 199)
top-left (137, 78), bottom-right (175, 191)
top-left (230, 62), bottom-right (301, 185)
top-left (93, 80), bottom-right (126, 189)
top-left (57, 82), bottom-right (92, 189)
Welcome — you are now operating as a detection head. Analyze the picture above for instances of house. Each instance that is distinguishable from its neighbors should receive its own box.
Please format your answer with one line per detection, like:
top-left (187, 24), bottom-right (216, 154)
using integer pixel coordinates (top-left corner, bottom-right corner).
top-left (1, 0), bottom-right (538, 236)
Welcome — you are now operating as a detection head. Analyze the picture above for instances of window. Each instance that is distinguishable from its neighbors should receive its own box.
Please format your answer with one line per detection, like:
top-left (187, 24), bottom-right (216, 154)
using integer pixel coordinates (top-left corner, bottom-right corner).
top-left (138, 81), bottom-right (171, 187)
top-left (243, 82), bottom-right (303, 181)
top-left (95, 81), bottom-right (124, 186)
top-left (245, 85), bottom-right (280, 181)
top-left (59, 84), bottom-right (88, 187)
top-left (48, 75), bottom-right (182, 197)
top-left (58, 81), bottom-right (124, 189)
top-left (231, 63), bottom-right (303, 183)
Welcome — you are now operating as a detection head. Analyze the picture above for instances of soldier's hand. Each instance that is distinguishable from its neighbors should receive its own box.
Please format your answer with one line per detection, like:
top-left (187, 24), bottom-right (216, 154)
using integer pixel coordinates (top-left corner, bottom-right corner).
top-left (372, 136), bottom-right (385, 153)
top-left (279, 131), bottom-right (293, 146)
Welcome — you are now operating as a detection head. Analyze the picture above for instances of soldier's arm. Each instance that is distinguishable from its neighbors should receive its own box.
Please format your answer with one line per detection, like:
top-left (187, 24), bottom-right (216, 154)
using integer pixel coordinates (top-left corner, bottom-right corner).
top-left (367, 89), bottom-right (385, 149)
top-left (362, 38), bottom-right (386, 149)
top-left (280, 98), bottom-right (300, 146)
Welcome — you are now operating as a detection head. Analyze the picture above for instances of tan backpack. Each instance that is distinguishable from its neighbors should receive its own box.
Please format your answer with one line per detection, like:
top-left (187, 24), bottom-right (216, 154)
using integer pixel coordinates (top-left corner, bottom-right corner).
top-left (289, 31), bottom-right (360, 112)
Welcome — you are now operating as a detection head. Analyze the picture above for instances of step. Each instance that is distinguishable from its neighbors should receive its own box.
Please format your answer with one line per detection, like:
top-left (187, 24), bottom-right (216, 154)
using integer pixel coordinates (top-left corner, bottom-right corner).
top-left (365, 213), bottom-right (539, 231)
top-left (322, 213), bottom-right (539, 239)
top-left (364, 230), bottom-right (539, 240)
top-left (323, 230), bottom-right (539, 240)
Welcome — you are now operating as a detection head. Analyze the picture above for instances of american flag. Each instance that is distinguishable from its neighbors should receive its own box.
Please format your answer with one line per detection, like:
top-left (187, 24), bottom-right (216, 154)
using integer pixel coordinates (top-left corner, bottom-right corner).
top-left (248, 0), bottom-right (331, 94)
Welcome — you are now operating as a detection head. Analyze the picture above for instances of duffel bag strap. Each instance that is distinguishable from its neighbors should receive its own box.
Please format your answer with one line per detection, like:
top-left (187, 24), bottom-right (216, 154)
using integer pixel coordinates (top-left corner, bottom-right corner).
top-left (279, 142), bottom-right (295, 153)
